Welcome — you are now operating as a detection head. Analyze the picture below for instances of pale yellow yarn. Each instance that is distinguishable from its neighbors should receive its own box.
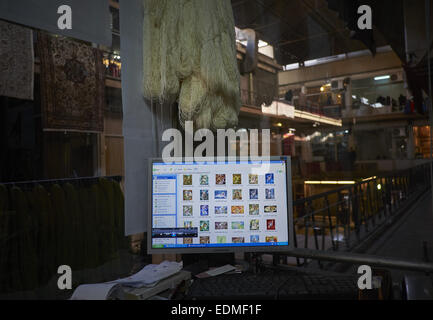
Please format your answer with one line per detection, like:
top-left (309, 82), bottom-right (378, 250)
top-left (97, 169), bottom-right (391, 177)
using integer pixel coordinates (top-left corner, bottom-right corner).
top-left (143, 0), bottom-right (241, 130)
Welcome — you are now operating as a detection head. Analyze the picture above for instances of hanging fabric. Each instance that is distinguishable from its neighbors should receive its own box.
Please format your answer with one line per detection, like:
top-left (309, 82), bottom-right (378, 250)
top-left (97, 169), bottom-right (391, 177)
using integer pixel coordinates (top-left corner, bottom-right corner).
top-left (0, 20), bottom-right (34, 100)
top-left (37, 32), bottom-right (105, 132)
top-left (142, 0), bottom-right (241, 130)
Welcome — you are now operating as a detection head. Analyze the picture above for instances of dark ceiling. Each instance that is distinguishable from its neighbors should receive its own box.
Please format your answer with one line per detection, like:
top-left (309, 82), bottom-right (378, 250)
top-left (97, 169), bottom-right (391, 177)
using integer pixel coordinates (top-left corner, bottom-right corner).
top-left (231, 0), bottom-right (391, 65)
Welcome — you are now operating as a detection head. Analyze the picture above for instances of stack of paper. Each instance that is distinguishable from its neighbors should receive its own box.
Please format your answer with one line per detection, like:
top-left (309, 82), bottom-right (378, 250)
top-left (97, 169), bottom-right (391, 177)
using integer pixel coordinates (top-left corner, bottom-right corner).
top-left (69, 261), bottom-right (183, 300)
top-left (109, 261), bottom-right (183, 288)
top-left (70, 283), bottom-right (123, 300)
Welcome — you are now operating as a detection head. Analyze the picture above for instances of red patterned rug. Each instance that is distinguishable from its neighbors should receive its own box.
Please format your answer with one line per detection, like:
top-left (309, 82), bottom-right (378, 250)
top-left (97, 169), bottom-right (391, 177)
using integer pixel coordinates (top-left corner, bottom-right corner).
top-left (38, 32), bottom-right (105, 132)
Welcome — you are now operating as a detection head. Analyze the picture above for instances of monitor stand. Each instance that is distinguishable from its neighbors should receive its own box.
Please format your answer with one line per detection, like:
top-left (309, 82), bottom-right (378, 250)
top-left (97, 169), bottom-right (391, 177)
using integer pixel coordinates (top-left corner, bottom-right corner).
top-left (182, 252), bottom-right (277, 275)
top-left (182, 253), bottom-right (235, 276)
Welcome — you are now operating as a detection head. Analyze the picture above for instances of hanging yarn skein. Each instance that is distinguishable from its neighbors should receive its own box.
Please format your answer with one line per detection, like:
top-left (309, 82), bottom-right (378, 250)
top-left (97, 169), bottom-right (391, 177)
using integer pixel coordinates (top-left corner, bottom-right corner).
top-left (143, 0), bottom-right (241, 130)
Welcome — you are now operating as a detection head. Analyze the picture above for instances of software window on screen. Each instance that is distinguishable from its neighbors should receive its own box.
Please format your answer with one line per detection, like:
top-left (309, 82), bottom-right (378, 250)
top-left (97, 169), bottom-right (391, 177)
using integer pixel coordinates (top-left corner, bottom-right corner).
top-left (151, 160), bottom-right (289, 249)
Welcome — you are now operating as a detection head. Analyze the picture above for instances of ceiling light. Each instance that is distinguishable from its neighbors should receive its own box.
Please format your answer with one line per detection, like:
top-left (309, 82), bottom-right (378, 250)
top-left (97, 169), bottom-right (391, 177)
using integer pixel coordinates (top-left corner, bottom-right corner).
top-left (258, 40), bottom-right (269, 48)
top-left (374, 75), bottom-right (390, 81)
top-left (304, 180), bottom-right (356, 185)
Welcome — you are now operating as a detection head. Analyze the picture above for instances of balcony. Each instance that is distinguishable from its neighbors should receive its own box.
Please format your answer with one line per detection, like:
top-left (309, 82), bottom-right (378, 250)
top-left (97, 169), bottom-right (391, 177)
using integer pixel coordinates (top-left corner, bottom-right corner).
top-left (240, 89), bottom-right (342, 127)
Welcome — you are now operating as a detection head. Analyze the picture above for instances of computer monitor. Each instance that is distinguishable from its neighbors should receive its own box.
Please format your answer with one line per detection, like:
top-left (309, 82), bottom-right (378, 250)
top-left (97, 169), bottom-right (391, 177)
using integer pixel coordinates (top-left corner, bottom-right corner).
top-left (147, 156), bottom-right (294, 254)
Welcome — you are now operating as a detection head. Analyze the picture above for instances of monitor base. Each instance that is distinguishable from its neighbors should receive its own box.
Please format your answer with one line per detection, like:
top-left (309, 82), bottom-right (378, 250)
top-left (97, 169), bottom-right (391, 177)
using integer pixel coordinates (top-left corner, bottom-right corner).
top-left (182, 253), bottom-right (236, 275)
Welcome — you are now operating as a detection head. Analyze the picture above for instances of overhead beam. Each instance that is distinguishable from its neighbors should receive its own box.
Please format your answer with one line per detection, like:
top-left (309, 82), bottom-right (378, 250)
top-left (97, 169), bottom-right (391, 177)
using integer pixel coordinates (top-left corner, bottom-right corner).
top-left (279, 50), bottom-right (402, 87)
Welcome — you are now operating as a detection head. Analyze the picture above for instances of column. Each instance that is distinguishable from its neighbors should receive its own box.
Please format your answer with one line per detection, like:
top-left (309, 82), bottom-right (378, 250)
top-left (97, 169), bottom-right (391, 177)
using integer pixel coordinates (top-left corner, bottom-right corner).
top-left (407, 123), bottom-right (415, 159)
top-left (344, 78), bottom-right (352, 117)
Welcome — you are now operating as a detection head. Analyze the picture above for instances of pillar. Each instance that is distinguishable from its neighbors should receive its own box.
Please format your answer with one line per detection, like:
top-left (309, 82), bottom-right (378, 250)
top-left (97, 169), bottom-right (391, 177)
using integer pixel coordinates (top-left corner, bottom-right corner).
top-left (344, 78), bottom-right (352, 117)
top-left (407, 123), bottom-right (415, 159)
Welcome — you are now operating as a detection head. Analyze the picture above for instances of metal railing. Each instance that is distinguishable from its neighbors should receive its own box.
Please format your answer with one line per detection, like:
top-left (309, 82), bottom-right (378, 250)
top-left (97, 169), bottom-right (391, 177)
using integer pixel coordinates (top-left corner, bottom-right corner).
top-left (240, 88), bottom-right (342, 119)
top-left (286, 163), bottom-right (431, 268)
top-left (240, 88), bottom-right (274, 109)
top-left (295, 104), bottom-right (342, 119)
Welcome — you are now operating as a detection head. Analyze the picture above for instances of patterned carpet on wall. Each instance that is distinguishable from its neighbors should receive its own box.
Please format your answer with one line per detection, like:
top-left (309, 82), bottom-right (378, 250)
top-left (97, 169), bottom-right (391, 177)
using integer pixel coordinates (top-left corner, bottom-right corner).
top-left (38, 32), bottom-right (105, 132)
top-left (0, 20), bottom-right (34, 100)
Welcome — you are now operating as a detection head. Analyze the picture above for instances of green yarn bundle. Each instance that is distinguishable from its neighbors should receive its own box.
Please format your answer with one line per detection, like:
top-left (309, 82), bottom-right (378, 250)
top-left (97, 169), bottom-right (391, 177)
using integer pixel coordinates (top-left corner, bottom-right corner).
top-left (0, 184), bottom-right (9, 291)
top-left (10, 186), bottom-right (38, 291)
top-left (64, 183), bottom-right (82, 270)
top-left (50, 184), bottom-right (67, 267)
top-left (83, 183), bottom-right (100, 269)
top-left (0, 178), bottom-right (127, 295)
top-left (31, 184), bottom-right (55, 284)
top-left (113, 181), bottom-right (126, 248)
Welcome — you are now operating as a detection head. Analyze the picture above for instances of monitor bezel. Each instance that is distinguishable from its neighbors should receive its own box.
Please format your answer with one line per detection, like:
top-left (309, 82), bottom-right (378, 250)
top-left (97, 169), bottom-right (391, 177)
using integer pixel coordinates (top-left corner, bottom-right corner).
top-left (147, 156), bottom-right (294, 254)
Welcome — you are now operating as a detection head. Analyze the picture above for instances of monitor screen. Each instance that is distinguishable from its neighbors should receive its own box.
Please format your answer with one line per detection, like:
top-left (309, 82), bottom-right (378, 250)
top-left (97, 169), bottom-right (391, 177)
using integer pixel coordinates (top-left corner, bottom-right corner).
top-left (148, 157), bottom-right (293, 253)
